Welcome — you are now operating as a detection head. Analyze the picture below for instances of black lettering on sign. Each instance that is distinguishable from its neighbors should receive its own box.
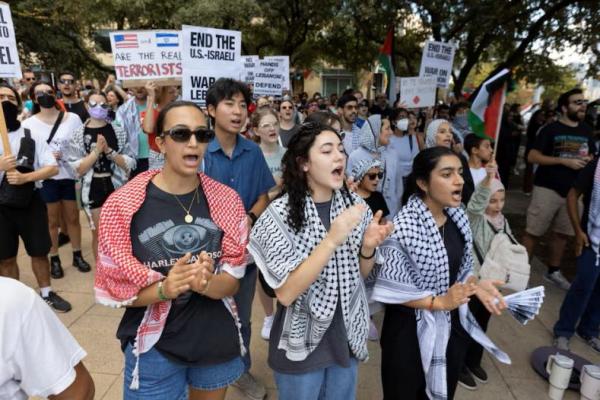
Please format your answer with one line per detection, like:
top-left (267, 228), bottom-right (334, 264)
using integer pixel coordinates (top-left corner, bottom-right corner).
top-left (0, 26), bottom-right (9, 38)
top-left (190, 76), bottom-right (216, 89)
top-left (0, 46), bottom-right (14, 65)
top-left (190, 32), bottom-right (213, 48)
top-left (0, 8), bottom-right (7, 25)
top-left (215, 34), bottom-right (235, 50)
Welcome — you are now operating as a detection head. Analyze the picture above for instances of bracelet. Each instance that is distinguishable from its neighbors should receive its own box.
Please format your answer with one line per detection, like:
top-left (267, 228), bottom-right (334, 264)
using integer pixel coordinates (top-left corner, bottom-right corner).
top-left (92, 148), bottom-right (100, 157)
top-left (359, 247), bottom-right (376, 259)
top-left (428, 295), bottom-right (436, 311)
top-left (157, 280), bottom-right (170, 301)
top-left (200, 279), bottom-right (211, 296)
top-left (106, 149), bottom-right (116, 161)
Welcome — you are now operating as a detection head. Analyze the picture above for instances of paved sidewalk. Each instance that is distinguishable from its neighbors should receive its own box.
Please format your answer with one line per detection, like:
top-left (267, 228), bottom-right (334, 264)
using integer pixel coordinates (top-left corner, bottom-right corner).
top-left (22, 188), bottom-right (599, 399)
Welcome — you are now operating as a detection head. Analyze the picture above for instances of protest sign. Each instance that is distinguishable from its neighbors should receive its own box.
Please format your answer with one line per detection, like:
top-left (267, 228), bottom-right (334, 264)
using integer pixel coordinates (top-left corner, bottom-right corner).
top-left (419, 40), bottom-right (455, 88)
top-left (264, 56), bottom-right (290, 92)
top-left (253, 59), bottom-right (284, 97)
top-left (399, 77), bottom-right (437, 108)
top-left (181, 25), bottom-right (242, 106)
top-left (0, 2), bottom-right (21, 158)
top-left (109, 30), bottom-right (182, 87)
top-left (0, 2), bottom-right (20, 79)
top-left (241, 55), bottom-right (259, 84)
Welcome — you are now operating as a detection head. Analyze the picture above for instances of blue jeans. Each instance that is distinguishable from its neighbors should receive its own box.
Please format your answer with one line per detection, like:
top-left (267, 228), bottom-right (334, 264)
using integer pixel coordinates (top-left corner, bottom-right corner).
top-left (554, 247), bottom-right (600, 339)
top-left (274, 359), bottom-right (358, 400)
top-left (234, 262), bottom-right (257, 371)
top-left (123, 344), bottom-right (244, 399)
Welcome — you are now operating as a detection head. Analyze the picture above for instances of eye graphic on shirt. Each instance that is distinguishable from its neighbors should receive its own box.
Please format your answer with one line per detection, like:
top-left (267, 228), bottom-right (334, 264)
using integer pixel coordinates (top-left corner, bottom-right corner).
top-left (162, 225), bottom-right (206, 254)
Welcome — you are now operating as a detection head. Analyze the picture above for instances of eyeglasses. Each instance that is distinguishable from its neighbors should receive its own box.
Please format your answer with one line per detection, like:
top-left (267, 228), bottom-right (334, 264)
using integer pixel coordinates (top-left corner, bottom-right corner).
top-left (88, 100), bottom-right (110, 109)
top-left (162, 127), bottom-right (215, 143)
top-left (59, 79), bottom-right (74, 85)
top-left (570, 99), bottom-right (588, 106)
top-left (258, 122), bottom-right (279, 130)
top-left (24, 77), bottom-right (35, 82)
top-left (366, 172), bottom-right (384, 180)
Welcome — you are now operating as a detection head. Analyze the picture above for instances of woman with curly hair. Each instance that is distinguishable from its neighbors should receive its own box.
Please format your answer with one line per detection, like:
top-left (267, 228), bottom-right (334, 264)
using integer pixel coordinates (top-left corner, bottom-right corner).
top-left (248, 123), bottom-right (393, 399)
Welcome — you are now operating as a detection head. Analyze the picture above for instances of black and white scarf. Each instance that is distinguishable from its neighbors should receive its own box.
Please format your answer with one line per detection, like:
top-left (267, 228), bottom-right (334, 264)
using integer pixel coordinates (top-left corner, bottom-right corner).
top-left (248, 190), bottom-right (371, 362)
top-left (372, 195), bottom-right (510, 400)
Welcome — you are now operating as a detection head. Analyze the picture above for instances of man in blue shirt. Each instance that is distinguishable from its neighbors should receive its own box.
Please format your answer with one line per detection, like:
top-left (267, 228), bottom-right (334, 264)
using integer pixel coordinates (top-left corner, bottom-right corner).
top-left (204, 78), bottom-right (274, 400)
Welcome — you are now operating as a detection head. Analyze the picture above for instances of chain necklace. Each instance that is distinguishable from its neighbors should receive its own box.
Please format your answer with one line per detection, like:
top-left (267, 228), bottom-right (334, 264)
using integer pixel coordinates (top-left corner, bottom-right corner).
top-left (172, 186), bottom-right (199, 223)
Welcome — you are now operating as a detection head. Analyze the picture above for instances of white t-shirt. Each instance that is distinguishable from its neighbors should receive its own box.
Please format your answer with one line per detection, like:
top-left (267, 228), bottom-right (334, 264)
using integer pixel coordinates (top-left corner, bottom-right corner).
top-left (0, 278), bottom-right (86, 400)
top-left (0, 126), bottom-right (57, 188)
top-left (470, 167), bottom-right (487, 187)
top-left (388, 135), bottom-right (419, 178)
top-left (21, 112), bottom-right (83, 180)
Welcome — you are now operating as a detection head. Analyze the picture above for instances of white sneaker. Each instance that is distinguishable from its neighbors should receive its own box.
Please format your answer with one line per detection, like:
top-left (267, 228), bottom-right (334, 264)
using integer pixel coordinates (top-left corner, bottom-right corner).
top-left (368, 319), bottom-right (379, 341)
top-left (232, 372), bottom-right (266, 400)
top-left (553, 336), bottom-right (570, 351)
top-left (261, 315), bottom-right (274, 340)
top-left (544, 270), bottom-right (571, 290)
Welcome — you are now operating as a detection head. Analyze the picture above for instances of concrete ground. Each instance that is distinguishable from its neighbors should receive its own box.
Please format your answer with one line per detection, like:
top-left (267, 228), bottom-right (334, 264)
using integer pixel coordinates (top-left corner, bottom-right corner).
top-left (22, 187), bottom-right (600, 399)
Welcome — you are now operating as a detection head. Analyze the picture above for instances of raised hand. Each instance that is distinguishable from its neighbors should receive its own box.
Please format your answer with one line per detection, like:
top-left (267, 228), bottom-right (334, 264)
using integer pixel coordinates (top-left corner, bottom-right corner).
top-left (162, 253), bottom-right (201, 299)
top-left (362, 210), bottom-right (394, 250)
top-left (327, 204), bottom-right (366, 246)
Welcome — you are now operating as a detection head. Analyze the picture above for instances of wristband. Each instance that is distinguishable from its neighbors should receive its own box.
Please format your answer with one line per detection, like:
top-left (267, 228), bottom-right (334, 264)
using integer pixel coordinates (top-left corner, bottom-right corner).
top-left (359, 247), bottom-right (376, 259)
top-left (106, 149), bottom-right (116, 161)
top-left (157, 280), bottom-right (170, 301)
top-left (428, 296), bottom-right (436, 311)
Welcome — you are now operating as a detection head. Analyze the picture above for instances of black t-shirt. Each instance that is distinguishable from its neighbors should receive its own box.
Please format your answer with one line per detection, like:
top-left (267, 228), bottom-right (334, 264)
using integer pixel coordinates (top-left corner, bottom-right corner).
top-left (116, 182), bottom-right (240, 366)
top-left (83, 124), bottom-right (119, 174)
top-left (279, 125), bottom-right (300, 148)
top-left (64, 100), bottom-right (89, 123)
top-left (363, 191), bottom-right (390, 218)
top-left (268, 199), bottom-right (351, 373)
top-left (574, 157), bottom-right (598, 235)
top-left (533, 121), bottom-right (597, 197)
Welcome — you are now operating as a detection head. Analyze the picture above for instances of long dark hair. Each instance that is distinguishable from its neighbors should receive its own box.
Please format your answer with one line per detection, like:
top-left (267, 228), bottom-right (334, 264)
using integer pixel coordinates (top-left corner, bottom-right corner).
top-left (402, 146), bottom-right (459, 205)
top-left (282, 122), bottom-right (353, 232)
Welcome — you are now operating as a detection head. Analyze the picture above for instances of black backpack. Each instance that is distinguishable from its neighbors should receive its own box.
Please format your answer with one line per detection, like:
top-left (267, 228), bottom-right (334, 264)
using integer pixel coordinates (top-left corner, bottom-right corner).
top-left (0, 129), bottom-right (36, 208)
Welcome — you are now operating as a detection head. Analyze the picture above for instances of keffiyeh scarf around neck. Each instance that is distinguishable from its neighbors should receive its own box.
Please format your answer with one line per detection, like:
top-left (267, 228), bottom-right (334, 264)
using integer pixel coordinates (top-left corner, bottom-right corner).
top-left (588, 159), bottom-right (600, 265)
top-left (372, 195), bottom-right (510, 400)
top-left (248, 190), bottom-right (371, 362)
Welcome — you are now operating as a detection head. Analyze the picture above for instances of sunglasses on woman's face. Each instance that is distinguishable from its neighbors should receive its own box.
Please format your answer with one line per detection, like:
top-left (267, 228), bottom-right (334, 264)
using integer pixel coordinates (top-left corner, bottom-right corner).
top-left (88, 100), bottom-right (110, 109)
top-left (162, 127), bottom-right (215, 143)
top-left (366, 172), bottom-right (383, 180)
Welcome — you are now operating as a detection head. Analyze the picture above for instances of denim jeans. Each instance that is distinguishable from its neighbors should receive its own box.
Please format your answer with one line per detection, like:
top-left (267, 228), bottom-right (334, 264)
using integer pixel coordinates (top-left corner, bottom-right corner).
top-left (234, 262), bottom-right (257, 371)
top-left (274, 359), bottom-right (358, 400)
top-left (554, 247), bottom-right (600, 339)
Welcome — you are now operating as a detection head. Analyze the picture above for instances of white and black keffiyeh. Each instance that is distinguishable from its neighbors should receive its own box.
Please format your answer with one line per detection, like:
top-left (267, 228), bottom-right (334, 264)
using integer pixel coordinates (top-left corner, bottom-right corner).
top-left (372, 195), bottom-right (511, 400)
top-left (248, 190), bottom-right (371, 362)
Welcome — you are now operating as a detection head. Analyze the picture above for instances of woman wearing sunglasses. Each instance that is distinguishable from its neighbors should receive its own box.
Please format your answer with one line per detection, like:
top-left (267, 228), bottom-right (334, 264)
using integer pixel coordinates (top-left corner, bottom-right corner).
top-left (95, 100), bottom-right (249, 400)
top-left (22, 81), bottom-right (91, 283)
top-left (65, 91), bottom-right (136, 260)
top-left (248, 122), bottom-right (393, 400)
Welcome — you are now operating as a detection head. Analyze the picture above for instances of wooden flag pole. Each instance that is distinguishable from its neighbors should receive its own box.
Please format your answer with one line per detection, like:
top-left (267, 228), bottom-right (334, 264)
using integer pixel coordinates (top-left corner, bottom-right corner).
top-left (492, 82), bottom-right (507, 160)
top-left (0, 99), bottom-right (11, 157)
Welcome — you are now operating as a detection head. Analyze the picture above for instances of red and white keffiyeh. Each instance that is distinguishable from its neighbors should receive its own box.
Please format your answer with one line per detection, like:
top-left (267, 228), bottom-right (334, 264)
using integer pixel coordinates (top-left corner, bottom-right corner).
top-left (94, 169), bottom-right (248, 389)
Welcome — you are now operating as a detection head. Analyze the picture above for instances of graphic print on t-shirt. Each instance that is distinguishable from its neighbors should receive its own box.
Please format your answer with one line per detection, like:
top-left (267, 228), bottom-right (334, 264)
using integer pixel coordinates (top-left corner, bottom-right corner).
top-left (137, 216), bottom-right (223, 272)
top-left (553, 135), bottom-right (589, 159)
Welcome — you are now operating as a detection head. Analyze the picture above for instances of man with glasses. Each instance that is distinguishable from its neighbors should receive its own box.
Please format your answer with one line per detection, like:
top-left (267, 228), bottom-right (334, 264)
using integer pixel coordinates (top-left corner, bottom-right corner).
top-left (337, 93), bottom-right (361, 153)
top-left (57, 71), bottom-right (89, 123)
top-left (523, 88), bottom-right (597, 290)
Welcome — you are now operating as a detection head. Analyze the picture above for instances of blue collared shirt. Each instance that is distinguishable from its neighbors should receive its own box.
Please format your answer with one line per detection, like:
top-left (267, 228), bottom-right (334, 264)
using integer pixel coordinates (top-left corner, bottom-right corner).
top-left (203, 134), bottom-right (275, 211)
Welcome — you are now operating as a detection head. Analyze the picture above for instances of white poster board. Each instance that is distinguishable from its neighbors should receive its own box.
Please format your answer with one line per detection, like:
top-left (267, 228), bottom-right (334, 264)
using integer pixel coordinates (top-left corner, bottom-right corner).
top-left (419, 40), bottom-right (455, 88)
top-left (263, 55), bottom-right (290, 92)
top-left (109, 30), bottom-right (182, 84)
top-left (0, 2), bottom-right (21, 79)
top-left (399, 77), bottom-right (437, 108)
top-left (241, 55), bottom-right (259, 84)
top-left (181, 25), bottom-right (242, 106)
top-left (253, 59), bottom-right (284, 97)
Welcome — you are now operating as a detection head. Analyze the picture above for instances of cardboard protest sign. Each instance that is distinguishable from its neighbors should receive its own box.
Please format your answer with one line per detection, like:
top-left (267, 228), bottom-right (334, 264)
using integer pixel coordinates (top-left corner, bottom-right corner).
top-left (419, 40), bottom-right (455, 88)
top-left (0, 2), bottom-right (21, 79)
top-left (263, 56), bottom-right (290, 92)
top-left (399, 77), bottom-right (437, 108)
top-left (253, 59), bottom-right (284, 97)
top-left (109, 30), bottom-right (182, 87)
top-left (0, 2), bottom-right (20, 157)
top-left (241, 55), bottom-right (259, 84)
top-left (181, 25), bottom-right (242, 106)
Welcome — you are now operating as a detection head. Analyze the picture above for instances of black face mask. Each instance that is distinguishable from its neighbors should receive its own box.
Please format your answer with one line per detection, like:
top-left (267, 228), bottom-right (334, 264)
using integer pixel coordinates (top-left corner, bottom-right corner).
top-left (2, 101), bottom-right (20, 132)
top-left (37, 93), bottom-right (56, 109)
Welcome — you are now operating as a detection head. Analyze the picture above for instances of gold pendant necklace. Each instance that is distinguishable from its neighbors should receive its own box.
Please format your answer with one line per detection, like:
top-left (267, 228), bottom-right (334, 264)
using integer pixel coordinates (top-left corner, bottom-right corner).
top-left (172, 186), bottom-right (199, 223)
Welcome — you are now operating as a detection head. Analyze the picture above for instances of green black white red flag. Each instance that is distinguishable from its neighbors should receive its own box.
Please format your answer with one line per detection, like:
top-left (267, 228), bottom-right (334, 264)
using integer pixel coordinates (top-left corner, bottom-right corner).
top-left (468, 68), bottom-right (510, 142)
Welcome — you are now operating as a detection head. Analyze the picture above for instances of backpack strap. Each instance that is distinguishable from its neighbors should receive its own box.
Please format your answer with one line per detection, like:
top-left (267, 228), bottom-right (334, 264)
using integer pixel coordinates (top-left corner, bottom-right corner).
top-left (24, 128), bottom-right (31, 139)
top-left (46, 112), bottom-right (65, 144)
top-left (486, 218), bottom-right (518, 245)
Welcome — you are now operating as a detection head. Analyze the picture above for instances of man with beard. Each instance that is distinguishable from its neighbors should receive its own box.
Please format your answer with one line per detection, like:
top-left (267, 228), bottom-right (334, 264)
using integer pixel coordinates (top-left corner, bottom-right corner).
top-left (338, 93), bottom-right (362, 153)
top-left (116, 86), bottom-right (149, 178)
top-left (57, 72), bottom-right (89, 123)
top-left (523, 88), bottom-right (597, 290)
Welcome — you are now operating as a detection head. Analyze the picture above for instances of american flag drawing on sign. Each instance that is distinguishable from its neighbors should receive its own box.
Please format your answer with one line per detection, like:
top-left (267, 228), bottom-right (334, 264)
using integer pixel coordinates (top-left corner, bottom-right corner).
top-left (114, 34), bottom-right (138, 49)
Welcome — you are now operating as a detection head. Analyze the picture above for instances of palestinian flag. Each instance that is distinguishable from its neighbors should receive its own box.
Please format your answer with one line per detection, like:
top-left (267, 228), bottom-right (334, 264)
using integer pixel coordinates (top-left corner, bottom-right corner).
top-left (468, 68), bottom-right (510, 141)
top-left (378, 27), bottom-right (396, 103)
